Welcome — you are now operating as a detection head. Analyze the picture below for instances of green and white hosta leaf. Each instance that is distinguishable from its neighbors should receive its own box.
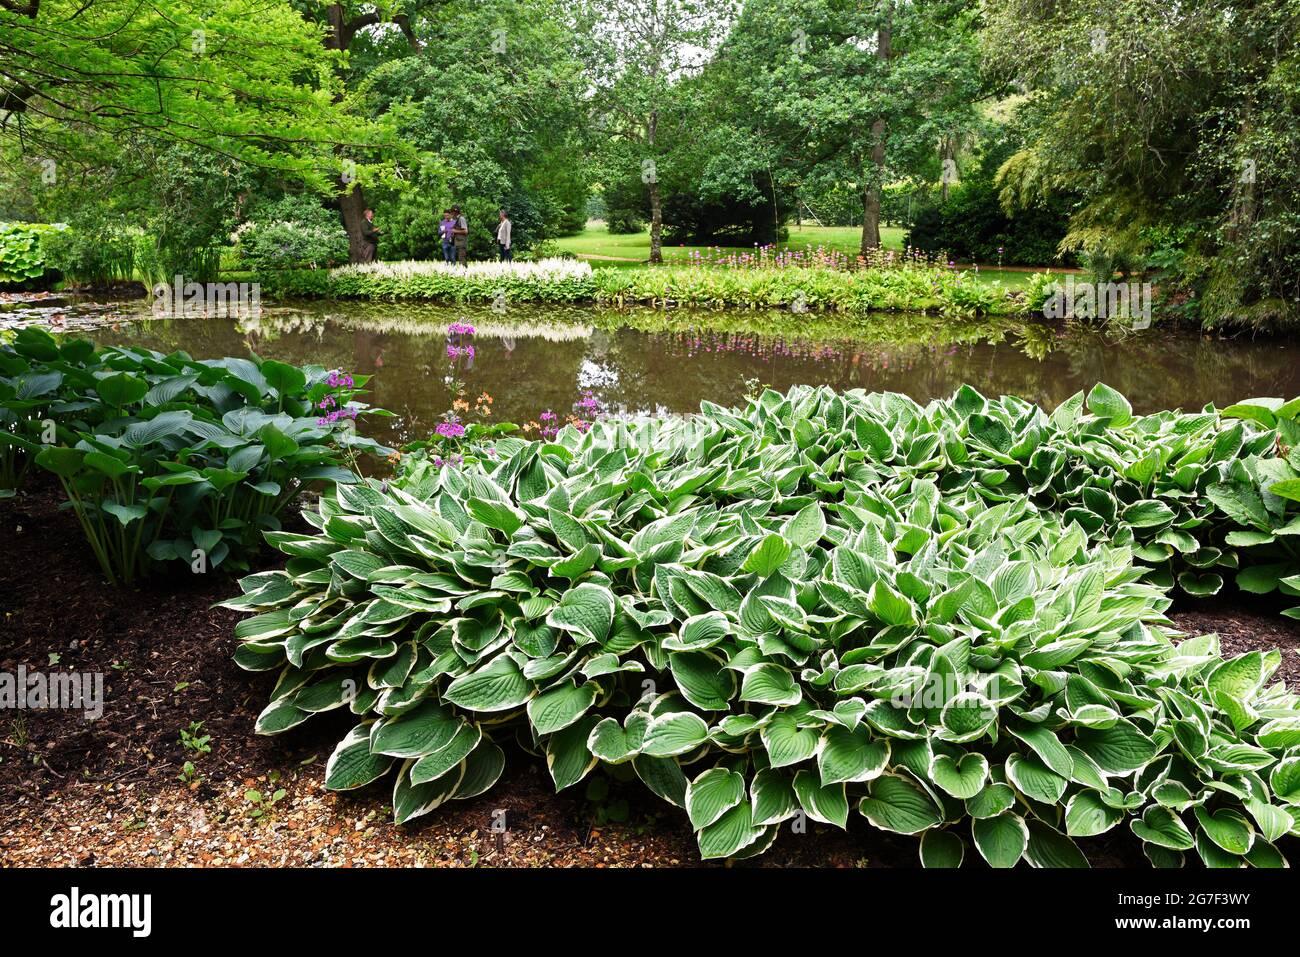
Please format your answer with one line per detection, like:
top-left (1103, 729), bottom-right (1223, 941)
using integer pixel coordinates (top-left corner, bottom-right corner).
top-left (526, 680), bottom-right (598, 736)
top-left (546, 715), bottom-right (601, 790)
top-left (546, 582), bottom-right (616, 644)
top-left (1130, 806), bottom-right (1195, 851)
top-left (641, 712), bottom-right (710, 757)
top-left (751, 767), bottom-right (799, 826)
top-left (818, 725), bottom-right (889, 786)
top-left (1065, 790), bottom-right (1124, 837)
top-left (444, 655), bottom-right (534, 713)
top-left (919, 829), bottom-right (966, 868)
top-left (697, 801), bottom-right (766, 860)
top-left (393, 759), bottom-right (465, 825)
top-left (325, 724), bottom-right (393, 790)
top-left (858, 774), bottom-right (943, 835)
top-left (1193, 806), bottom-right (1255, 855)
top-left (930, 752), bottom-right (989, 800)
top-left (687, 767), bottom-right (746, 830)
top-left (971, 812), bottom-right (1029, 868)
top-left (760, 713), bottom-right (821, 769)
top-left (740, 663), bottom-right (802, 707)
top-left (1022, 821), bottom-right (1089, 868)
top-left (370, 702), bottom-right (464, 759)
top-left (793, 770), bottom-right (849, 829)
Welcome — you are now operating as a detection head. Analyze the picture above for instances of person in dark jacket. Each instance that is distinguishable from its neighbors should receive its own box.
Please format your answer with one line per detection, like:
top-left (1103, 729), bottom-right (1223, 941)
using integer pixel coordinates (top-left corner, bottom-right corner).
top-left (360, 208), bottom-right (382, 263)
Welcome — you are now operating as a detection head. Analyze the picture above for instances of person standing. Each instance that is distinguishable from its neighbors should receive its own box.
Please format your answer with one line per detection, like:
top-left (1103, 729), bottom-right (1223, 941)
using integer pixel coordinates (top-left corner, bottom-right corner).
top-left (439, 209), bottom-right (456, 263)
top-left (360, 208), bottom-right (382, 263)
top-left (451, 205), bottom-right (468, 265)
top-left (496, 209), bottom-right (513, 262)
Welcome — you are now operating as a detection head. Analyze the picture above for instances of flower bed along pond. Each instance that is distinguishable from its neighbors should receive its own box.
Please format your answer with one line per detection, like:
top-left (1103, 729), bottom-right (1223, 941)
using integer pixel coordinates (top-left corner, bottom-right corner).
top-left (254, 258), bottom-right (1014, 316)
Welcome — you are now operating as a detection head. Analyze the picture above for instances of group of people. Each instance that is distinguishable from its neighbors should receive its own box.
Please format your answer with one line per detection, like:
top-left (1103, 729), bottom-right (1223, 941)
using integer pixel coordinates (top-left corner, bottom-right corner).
top-left (358, 205), bottom-right (515, 265)
top-left (439, 207), bottom-right (513, 264)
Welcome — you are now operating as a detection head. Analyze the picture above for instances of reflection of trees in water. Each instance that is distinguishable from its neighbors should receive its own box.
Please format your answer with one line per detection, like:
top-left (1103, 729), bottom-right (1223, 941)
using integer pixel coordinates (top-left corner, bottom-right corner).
top-left (86, 308), bottom-right (1300, 440)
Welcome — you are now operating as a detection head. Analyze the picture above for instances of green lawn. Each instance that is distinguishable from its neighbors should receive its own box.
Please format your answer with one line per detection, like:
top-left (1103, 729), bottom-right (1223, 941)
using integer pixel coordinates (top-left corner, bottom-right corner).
top-left (553, 222), bottom-right (904, 262)
top-left (554, 222), bottom-right (1053, 290)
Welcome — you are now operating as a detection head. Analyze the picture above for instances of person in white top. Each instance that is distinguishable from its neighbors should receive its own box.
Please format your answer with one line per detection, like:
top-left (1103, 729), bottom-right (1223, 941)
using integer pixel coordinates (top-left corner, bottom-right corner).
top-left (496, 209), bottom-right (513, 262)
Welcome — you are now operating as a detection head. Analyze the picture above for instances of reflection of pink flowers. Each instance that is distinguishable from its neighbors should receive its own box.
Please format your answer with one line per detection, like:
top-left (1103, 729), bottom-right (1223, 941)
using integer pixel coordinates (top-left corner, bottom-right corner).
top-left (446, 344), bottom-right (475, 359)
top-left (435, 421), bottom-right (466, 439)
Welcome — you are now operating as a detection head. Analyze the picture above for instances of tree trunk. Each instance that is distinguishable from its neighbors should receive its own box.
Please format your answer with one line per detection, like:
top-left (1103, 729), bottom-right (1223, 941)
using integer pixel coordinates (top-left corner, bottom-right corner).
top-left (339, 181), bottom-right (369, 262)
top-left (649, 180), bottom-right (664, 264)
top-left (324, 3), bottom-right (380, 264)
top-left (859, 12), bottom-right (893, 257)
top-left (940, 134), bottom-right (955, 203)
top-left (647, 110), bottom-right (663, 264)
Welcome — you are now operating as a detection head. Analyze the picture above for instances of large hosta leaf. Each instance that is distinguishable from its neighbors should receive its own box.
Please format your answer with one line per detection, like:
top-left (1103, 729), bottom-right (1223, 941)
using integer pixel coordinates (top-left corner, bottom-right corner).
top-left (444, 655), bottom-right (534, 713)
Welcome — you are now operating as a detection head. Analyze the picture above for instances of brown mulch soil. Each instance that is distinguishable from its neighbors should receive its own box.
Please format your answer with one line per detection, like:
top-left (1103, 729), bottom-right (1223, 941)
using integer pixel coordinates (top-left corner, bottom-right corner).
top-left (1, 478), bottom-right (1296, 868)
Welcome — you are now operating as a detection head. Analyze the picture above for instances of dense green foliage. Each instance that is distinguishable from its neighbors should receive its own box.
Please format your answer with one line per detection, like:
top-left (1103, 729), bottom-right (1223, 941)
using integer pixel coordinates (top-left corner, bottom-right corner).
top-left (0, 327), bottom-right (390, 584)
top-left (985, 0), bottom-right (1300, 329)
top-left (258, 259), bottom-right (599, 304)
top-left (38, 217), bottom-right (139, 288)
top-left (905, 138), bottom-right (1076, 267)
top-left (231, 385), bottom-right (1300, 865)
top-left (0, 0), bottom-right (394, 192)
top-left (356, 0), bottom-right (591, 260)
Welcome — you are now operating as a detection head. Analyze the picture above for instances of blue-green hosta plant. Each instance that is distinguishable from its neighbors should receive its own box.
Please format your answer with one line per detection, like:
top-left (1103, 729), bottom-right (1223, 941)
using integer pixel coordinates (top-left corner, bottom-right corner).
top-left (228, 387), bottom-right (1300, 866)
top-left (1, 327), bottom-right (391, 584)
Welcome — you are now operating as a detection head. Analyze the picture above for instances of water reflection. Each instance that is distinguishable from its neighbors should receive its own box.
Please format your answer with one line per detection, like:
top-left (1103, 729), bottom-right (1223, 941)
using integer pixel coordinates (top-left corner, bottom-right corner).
top-left (59, 300), bottom-right (1300, 450)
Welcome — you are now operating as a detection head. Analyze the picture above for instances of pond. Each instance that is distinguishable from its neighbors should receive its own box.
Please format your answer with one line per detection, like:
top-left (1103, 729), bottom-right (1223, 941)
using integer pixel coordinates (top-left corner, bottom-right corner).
top-left (8, 296), bottom-right (1300, 450)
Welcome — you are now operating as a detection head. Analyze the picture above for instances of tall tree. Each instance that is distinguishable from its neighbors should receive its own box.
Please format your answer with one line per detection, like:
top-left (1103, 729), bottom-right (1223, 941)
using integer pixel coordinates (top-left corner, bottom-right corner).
top-left (303, 1), bottom-right (429, 261)
top-left (581, 0), bottom-right (736, 264)
top-left (358, 0), bottom-right (591, 258)
top-left (724, 0), bottom-right (984, 255)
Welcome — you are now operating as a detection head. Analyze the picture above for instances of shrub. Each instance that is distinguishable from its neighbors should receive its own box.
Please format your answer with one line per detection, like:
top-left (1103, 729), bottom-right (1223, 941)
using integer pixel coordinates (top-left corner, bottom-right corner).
top-left (601, 176), bottom-right (647, 235)
top-left (0, 327), bottom-right (392, 584)
top-left (905, 138), bottom-right (1076, 268)
top-left (233, 196), bottom-right (349, 271)
top-left (259, 259), bottom-right (597, 304)
top-left (41, 217), bottom-right (138, 287)
top-left (230, 384), bottom-right (1300, 866)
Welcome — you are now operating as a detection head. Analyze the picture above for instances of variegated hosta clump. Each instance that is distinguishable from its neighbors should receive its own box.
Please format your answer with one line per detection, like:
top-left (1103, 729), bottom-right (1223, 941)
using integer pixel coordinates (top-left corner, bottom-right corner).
top-left (852, 381), bottom-right (1280, 598)
top-left (226, 386), bottom-right (1300, 866)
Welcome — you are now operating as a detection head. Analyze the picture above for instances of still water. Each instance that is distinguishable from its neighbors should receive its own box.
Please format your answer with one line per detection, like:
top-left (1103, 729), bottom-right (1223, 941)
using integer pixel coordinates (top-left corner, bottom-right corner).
top-left (19, 298), bottom-right (1300, 450)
